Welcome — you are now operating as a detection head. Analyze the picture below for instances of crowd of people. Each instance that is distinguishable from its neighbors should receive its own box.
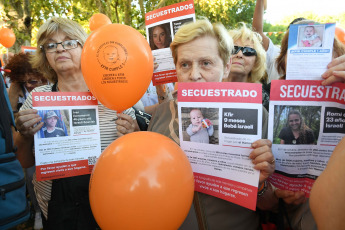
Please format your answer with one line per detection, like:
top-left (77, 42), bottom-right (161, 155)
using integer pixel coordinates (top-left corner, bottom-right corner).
top-left (1, 0), bottom-right (345, 229)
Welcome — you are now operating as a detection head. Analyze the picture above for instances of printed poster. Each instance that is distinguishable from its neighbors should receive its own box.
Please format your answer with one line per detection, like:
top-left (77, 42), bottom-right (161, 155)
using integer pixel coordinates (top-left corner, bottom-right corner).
top-left (33, 92), bottom-right (101, 181)
top-left (286, 23), bottom-right (335, 80)
top-left (145, 0), bottom-right (195, 85)
top-left (178, 82), bottom-right (263, 210)
top-left (268, 80), bottom-right (345, 196)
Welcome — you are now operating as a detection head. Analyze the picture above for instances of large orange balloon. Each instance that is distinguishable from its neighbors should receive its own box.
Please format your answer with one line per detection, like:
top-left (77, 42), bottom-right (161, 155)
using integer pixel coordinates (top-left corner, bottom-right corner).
top-left (0, 28), bottom-right (16, 48)
top-left (81, 24), bottom-right (153, 111)
top-left (89, 13), bottom-right (112, 31)
top-left (335, 27), bottom-right (345, 45)
top-left (89, 132), bottom-right (194, 230)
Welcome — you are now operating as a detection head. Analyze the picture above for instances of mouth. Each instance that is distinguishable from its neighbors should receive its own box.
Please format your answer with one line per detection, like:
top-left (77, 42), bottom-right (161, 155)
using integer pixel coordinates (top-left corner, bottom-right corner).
top-left (56, 56), bottom-right (69, 61)
top-left (232, 62), bottom-right (243, 66)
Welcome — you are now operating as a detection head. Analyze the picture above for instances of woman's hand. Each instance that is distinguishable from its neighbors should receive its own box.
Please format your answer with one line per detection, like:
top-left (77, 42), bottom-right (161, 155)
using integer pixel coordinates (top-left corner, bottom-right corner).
top-left (275, 189), bottom-right (306, 205)
top-left (116, 113), bottom-right (139, 136)
top-left (16, 109), bottom-right (44, 138)
top-left (250, 139), bottom-right (275, 185)
top-left (321, 54), bottom-right (345, 85)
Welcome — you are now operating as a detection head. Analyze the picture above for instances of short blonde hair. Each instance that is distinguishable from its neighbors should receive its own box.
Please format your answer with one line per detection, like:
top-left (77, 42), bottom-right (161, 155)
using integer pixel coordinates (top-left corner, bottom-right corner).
top-left (31, 17), bottom-right (88, 83)
top-left (170, 19), bottom-right (233, 67)
top-left (228, 23), bottom-right (266, 83)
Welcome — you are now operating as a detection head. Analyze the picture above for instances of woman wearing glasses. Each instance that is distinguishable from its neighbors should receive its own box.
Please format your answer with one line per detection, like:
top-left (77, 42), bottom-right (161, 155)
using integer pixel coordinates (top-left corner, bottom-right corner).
top-left (14, 17), bottom-right (137, 230)
top-left (224, 23), bottom-right (266, 84)
top-left (5, 52), bottom-right (47, 229)
top-left (5, 53), bottom-right (47, 113)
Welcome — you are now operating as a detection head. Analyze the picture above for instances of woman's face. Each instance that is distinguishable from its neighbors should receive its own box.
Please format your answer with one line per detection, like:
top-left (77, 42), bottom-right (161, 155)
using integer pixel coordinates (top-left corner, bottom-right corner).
top-left (153, 26), bottom-right (166, 49)
top-left (23, 74), bottom-right (45, 92)
top-left (175, 36), bottom-right (230, 83)
top-left (45, 31), bottom-right (82, 76)
top-left (230, 39), bottom-right (256, 81)
top-left (288, 114), bottom-right (301, 131)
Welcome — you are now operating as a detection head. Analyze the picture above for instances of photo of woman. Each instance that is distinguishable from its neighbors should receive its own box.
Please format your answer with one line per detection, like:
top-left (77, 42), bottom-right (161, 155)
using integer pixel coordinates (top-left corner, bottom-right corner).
top-left (149, 23), bottom-right (172, 50)
top-left (279, 110), bottom-right (315, 144)
top-left (273, 106), bottom-right (321, 145)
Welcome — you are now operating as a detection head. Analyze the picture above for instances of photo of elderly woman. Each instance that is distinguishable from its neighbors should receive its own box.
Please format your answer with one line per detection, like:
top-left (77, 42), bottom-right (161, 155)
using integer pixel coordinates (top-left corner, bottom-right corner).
top-left (148, 23), bottom-right (172, 50)
top-left (273, 106), bottom-right (321, 145)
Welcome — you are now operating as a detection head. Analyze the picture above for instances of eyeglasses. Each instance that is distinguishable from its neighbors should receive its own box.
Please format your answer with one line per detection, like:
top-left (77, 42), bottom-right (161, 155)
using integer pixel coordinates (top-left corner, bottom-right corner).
top-left (232, 46), bottom-right (257, 56)
top-left (19, 80), bottom-right (42, 85)
top-left (40, 40), bottom-right (81, 53)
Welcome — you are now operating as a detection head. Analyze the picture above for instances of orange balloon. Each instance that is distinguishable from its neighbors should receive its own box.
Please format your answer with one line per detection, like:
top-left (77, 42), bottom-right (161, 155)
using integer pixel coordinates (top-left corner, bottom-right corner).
top-left (335, 27), bottom-right (345, 44)
top-left (89, 13), bottom-right (112, 31)
top-left (81, 24), bottom-right (153, 111)
top-left (0, 28), bottom-right (16, 48)
top-left (89, 132), bottom-right (194, 230)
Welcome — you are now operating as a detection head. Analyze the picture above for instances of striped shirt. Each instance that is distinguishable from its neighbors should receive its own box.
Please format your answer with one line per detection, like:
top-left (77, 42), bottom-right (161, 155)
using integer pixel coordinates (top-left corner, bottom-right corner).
top-left (20, 84), bottom-right (135, 219)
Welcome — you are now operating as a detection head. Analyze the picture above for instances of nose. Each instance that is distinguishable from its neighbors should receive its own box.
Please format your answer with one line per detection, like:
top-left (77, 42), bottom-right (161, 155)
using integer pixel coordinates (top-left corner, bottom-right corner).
top-left (158, 35), bottom-right (162, 42)
top-left (189, 64), bottom-right (202, 82)
top-left (56, 43), bottom-right (65, 52)
top-left (235, 49), bottom-right (243, 57)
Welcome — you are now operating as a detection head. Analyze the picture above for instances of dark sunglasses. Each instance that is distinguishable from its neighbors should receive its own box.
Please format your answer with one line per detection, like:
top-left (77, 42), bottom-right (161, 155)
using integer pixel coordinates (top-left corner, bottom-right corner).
top-left (232, 46), bottom-right (257, 56)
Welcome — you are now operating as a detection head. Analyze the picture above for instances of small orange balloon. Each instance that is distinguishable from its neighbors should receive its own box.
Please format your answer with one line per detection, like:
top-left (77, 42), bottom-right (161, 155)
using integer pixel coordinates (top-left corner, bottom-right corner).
top-left (89, 13), bottom-right (112, 31)
top-left (0, 28), bottom-right (16, 48)
top-left (81, 23), bottom-right (153, 111)
top-left (89, 132), bottom-right (194, 230)
top-left (335, 27), bottom-right (345, 45)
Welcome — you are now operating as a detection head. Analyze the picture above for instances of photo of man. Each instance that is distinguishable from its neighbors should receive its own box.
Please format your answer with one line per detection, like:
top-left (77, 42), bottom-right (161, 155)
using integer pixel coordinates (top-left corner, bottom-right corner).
top-left (43, 110), bottom-right (66, 138)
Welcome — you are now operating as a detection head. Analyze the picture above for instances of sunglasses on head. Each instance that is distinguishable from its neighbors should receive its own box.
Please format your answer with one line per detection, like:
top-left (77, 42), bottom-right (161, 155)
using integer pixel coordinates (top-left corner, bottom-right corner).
top-left (232, 46), bottom-right (257, 56)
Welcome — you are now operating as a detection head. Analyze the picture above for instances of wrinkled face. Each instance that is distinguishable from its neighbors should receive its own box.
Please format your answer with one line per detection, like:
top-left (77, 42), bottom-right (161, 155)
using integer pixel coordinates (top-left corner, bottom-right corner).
top-left (104, 46), bottom-right (118, 63)
top-left (190, 109), bottom-right (204, 126)
top-left (23, 74), bottom-right (44, 92)
top-left (304, 27), bottom-right (315, 38)
top-left (45, 116), bottom-right (58, 128)
top-left (230, 39), bottom-right (256, 80)
top-left (176, 36), bottom-right (230, 83)
top-left (153, 26), bottom-right (166, 49)
top-left (288, 114), bottom-right (301, 131)
top-left (45, 31), bottom-right (82, 76)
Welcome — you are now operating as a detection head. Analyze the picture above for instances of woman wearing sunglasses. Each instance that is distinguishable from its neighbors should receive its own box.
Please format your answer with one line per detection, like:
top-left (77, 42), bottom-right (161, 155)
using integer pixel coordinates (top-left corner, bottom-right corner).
top-left (224, 23), bottom-right (266, 84)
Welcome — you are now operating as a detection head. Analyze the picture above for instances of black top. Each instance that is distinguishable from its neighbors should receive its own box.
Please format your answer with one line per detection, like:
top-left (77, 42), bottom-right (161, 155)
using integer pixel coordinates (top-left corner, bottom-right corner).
top-left (278, 127), bottom-right (315, 144)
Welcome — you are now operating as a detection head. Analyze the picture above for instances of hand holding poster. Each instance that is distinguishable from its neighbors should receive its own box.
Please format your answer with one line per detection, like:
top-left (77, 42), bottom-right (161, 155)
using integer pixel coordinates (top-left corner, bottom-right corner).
top-left (268, 80), bottom-right (345, 196)
top-left (145, 0), bottom-right (195, 85)
top-left (178, 82), bottom-right (263, 210)
top-left (33, 92), bottom-right (101, 181)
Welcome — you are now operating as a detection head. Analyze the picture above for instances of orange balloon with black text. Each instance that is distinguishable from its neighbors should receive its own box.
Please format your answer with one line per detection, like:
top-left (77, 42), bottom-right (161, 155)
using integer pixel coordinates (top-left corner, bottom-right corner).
top-left (81, 24), bottom-right (153, 111)
top-left (89, 132), bottom-right (194, 230)
top-left (335, 27), bottom-right (345, 44)
top-left (0, 28), bottom-right (16, 48)
top-left (89, 13), bottom-right (112, 31)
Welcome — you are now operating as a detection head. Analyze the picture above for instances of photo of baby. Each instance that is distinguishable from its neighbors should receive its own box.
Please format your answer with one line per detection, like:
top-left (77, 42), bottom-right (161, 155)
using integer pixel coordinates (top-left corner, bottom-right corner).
top-left (186, 109), bottom-right (214, 143)
top-left (299, 25), bottom-right (323, 47)
top-left (181, 107), bottom-right (219, 145)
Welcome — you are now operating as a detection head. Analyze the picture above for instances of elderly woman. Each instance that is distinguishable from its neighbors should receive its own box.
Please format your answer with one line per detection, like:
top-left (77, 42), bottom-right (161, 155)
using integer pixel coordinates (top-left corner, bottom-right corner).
top-left (14, 17), bottom-right (137, 229)
top-left (6, 53), bottom-right (47, 112)
top-left (148, 19), bottom-right (277, 230)
top-left (273, 20), bottom-right (345, 230)
top-left (225, 23), bottom-right (266, 84)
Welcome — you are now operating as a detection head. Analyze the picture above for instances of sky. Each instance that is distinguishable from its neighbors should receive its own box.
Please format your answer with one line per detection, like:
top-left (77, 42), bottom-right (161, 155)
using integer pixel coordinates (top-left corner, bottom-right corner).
top-left (264, 0), bottom-right (344, 24)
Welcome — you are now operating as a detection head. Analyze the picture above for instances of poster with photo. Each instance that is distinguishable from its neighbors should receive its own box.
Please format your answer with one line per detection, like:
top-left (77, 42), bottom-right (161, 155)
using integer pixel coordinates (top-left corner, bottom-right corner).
top-left (145, 0), bottom-right (195, 85)
top-left (178, 82), bottom-right (263, 210)
top-left (286, 23), bottom-right (336, 80)
top-left (268, 80), bottom-right (345, 196)
top-left (33, 92), bottom-right (101, 181)
top-left (21, 46), bottom-right (36, 54)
